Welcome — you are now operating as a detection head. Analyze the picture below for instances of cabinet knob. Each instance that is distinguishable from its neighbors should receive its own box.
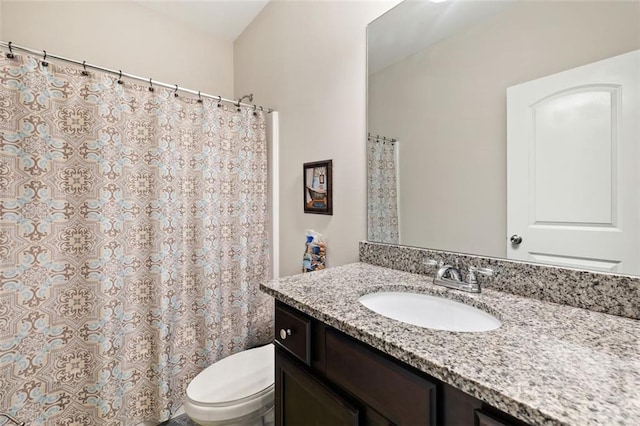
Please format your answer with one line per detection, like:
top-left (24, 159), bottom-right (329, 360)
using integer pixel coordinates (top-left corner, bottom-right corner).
top-left (279, 328), bottom-right (292, 340)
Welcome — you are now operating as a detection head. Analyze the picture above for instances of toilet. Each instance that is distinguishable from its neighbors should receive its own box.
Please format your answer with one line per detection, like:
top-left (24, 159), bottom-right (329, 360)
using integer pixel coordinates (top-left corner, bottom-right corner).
top-left (184, 344), bottom-right (275, 426)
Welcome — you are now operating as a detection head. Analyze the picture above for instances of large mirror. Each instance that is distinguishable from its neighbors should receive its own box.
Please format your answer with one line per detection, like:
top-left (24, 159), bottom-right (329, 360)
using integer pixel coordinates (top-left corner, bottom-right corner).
top-left (367, 0), bottom-right (640, 275)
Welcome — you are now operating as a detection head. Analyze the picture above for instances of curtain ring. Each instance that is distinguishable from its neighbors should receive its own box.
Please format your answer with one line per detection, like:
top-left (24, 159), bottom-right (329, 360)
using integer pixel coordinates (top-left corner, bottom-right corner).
top-left (197, 91), bottom-right (202, 103)
top-left (217, 96), bottom-right (222, 108)
top-left (235, 99), bottom-right (241, 112)
top-left (117, 70), bottom-right (123, 84)
top-left (6, 41), bottom-right (15, 59)
top-left (41, 50), bottom-right (49, 67)
top-left (174, 84), bottom-right (179, 97)
top-left (81, 60), bottom-right (89, 76)
top-left (148, 78), bottom-right (154, 92)
top-left (253, 104), bottom-right (258, 116)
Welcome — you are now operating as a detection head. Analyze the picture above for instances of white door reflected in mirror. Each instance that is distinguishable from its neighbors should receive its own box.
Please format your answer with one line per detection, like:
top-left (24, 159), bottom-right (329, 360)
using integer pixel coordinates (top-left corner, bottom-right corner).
top-left (507, 50), bottom-right (639, 274)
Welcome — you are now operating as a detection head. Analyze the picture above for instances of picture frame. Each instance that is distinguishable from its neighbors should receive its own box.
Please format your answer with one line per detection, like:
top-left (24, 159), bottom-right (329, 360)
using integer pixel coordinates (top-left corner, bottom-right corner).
top-left (303, 160), bottom-right (333, 215)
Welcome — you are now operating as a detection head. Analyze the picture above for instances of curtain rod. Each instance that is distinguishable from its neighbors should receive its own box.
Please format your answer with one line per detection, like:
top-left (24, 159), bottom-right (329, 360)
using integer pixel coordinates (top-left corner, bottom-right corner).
top-left (0, 41), bottom-right (274, 113)
top-left (368, 133), bottom-right (397, 143)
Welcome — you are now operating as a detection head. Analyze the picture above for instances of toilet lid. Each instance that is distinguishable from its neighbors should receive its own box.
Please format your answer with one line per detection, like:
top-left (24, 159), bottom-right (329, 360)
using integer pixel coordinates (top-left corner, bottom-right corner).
top-left (187, 343), bottom-right (274, 405)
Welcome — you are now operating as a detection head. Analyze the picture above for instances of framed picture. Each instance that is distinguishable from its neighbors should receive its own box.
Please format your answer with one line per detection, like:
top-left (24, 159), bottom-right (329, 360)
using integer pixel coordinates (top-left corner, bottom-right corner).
top-left (303, 160), bottom-right (332, 215)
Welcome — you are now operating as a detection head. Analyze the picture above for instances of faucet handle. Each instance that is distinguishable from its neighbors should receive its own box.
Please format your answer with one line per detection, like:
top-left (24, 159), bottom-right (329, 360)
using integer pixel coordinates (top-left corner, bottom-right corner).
top-left (466, 266), bottom-right (496, 284)
top-left (469, 266), bottom-right (495, 276)
top-left (422, 259), bottom-right (443, 275)
top-left (423, 259), bottom-right (443, 270)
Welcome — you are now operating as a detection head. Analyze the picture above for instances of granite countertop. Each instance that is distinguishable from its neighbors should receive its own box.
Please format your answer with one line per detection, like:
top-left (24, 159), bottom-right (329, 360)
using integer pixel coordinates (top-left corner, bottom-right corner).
top-left (260, 262), bottom-right (640, 426)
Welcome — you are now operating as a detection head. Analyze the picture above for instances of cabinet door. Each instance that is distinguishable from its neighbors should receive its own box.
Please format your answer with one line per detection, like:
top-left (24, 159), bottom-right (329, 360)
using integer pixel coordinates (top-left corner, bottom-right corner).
top-left (276, 348), bottom-right (360, 426)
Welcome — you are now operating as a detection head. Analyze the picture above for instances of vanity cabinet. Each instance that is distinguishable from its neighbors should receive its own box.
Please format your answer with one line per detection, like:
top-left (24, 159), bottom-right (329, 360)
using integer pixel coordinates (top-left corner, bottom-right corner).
top-left (274, 301), bottom-right (527, 426)
top-left (276, 350), bottom-right (360, 425)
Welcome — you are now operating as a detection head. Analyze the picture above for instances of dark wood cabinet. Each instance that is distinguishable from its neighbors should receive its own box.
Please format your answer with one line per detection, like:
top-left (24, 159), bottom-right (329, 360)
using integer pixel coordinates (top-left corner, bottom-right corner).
top-left (276, 348), bottom-right (360, 425)
top-left (274, 301), bottom-right (528, 426)
top-left (275, 303), bottom-right (311, 365)
top-left (325, 329), bottom-right (436, 425)
top-left (475, 410), bottom-right (517, 426)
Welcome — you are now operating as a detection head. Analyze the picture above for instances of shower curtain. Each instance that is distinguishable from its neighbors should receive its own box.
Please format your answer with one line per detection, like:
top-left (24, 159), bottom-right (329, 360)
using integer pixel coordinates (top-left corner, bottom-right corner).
top-left (0, 54), bottom-right (272, 425)
top-left (367, 136), bottom-right (399, 244)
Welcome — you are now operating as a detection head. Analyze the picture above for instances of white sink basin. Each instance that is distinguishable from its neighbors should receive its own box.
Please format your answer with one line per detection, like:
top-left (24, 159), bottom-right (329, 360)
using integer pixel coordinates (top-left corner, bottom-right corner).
top-left (358, 291), bottom-right (501, 332)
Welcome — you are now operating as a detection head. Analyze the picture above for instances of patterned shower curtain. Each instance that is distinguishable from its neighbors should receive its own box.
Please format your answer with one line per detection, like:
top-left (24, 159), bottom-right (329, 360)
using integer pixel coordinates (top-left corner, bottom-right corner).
top-left (0, 54), bottom-right (272, 425)
top-left (367, 136), bottom-right (399, 244)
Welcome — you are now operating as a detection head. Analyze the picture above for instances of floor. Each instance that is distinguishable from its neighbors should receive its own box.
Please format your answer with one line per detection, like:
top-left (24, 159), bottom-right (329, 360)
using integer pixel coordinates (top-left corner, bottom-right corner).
top-left (159, 413), bottom-right (196, 426)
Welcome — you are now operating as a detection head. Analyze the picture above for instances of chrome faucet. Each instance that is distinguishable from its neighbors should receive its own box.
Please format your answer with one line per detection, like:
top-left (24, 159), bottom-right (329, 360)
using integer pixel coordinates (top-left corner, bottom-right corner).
top-left (424, 260), bottom-right (495, 293)
top-left (436, 264), bottom-right (462, 282)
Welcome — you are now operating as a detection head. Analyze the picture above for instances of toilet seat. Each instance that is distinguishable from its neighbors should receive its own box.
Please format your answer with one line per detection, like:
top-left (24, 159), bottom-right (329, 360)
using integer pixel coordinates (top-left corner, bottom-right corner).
top-left (184, 344), bottom-right (275, 424)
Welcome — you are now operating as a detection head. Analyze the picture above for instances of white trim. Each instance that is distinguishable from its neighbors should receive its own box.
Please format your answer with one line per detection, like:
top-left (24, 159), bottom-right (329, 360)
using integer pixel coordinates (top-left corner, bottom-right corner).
top-left (394, 140), bottom-right (401, 245)
top-left (268, 112), bottom-right (280, 279)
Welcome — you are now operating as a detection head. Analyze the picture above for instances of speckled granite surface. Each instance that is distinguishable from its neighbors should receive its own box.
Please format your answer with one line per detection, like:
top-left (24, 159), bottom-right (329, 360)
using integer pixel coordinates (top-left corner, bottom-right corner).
top-left (260, 263), bottom-right (640, 426)
top-left (360, 241), bottom-right (640, 320)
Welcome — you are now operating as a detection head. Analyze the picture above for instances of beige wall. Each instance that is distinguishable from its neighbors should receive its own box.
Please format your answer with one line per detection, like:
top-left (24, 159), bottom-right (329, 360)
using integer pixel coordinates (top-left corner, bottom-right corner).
top-left (369, 1), bottom-right (640, 258)
top-left (235, 0), bottom-right (398, 277)
top-left (1, 1), bottom-right (233, 97)
top-left (0, 1), bottom-right (4, 40)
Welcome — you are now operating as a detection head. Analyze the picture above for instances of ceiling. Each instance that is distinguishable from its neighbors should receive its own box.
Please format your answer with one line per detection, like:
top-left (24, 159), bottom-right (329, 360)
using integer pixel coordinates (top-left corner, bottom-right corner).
top-left (368, 0), bottom-right (513, 74)
top-left (134, 0), bottom-right (270, 42)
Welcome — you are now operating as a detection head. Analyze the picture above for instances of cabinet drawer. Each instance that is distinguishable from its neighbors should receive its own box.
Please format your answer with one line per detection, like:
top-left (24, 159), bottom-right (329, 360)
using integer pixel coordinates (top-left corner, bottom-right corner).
top-left (275, 303), bottom-right (311, 365)
top-left (325, 329), bottom-right (437, 425)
